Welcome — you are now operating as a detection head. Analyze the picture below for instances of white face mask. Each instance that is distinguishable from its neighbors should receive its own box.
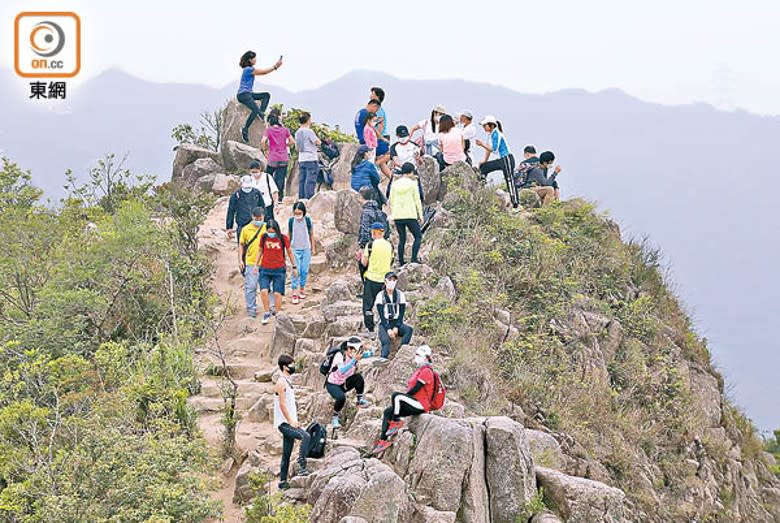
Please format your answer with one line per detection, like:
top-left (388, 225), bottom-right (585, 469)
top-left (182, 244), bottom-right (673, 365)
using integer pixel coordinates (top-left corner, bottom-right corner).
top-left (399, 136), bottom-right (410, 144)
top-left (241, 187), bottom-right (252, 193)
top-left (414, 355), bottom-right (426, 367)
top-left (385, 281), bottom-right (397, 291)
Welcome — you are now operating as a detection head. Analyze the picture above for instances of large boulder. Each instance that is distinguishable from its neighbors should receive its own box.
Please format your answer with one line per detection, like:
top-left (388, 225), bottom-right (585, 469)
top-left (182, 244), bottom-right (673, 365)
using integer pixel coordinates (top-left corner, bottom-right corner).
top-left (172, 144), bottom-right (221, 180)
top-left (334, 190), bottom-right (363, 235)
top-left (485, 417), bottom-right (537, 523)
top-left (689, 366), bottom-right (722, 428)
top-left (525, 429), bottom-right (565, 470)
top-left (332, 143), bottom-right (361, 190)
top-left (221, 140), bottom-right (265, 173)
top-left (308, 190), bottom-right (338, 219)
top-left (417, 156), bottom-right (441, 205)
top-left (181, 157), bottom-right (221, 184)
top-left (270, 313), bottom-right (297, 360)
top-left (531, 511), bottom-right (564, 523)
top-left (439, 161), bottom-right (472, 202)
top-left (222, 99), bottom-right (267, 147)
top-left (535, 467), bottom-right (626, 523)
top-left (212, 173), bottom-right (240, 195)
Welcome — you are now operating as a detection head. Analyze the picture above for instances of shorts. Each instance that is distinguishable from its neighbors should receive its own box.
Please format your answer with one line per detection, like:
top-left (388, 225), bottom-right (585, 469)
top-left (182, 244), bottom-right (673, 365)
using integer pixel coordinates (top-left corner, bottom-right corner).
top-left (376, 139), bottom-right (390, 156)
top-left (259, 268), bottom-right (286, 295)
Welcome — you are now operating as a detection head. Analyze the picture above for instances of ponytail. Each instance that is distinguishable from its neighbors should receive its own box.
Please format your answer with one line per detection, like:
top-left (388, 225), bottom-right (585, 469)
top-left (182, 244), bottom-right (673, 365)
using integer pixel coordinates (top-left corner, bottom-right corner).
top-left (430, 111), bottom-right (438, 133)
top-left (496, 121), bottom-right (504, 133)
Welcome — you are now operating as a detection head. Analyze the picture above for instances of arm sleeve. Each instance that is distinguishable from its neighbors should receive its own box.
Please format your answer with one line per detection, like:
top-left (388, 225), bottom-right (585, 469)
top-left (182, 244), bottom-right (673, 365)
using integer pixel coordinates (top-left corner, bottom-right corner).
top-left (226, 194), bottom-right (237, 229)
top-left (414, 190), bottom-right (423, 220)
top-left (369, 165), bottom-right (381, 185)
top-left (338, 357), bottom-right (357, 374)
top-left (397, 295), bottom-right (407, 325)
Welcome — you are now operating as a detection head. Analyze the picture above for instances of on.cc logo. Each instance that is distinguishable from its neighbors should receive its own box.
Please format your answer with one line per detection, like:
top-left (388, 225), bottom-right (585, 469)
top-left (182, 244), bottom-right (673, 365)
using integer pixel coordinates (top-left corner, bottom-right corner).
top-left (30, 21), bottom-right (66, 57)
top-left (14, 12), bottom-right (80, 78)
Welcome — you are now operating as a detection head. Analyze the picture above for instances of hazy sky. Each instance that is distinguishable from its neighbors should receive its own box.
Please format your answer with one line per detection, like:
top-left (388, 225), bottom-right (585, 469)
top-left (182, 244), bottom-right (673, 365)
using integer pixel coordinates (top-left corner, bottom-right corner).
top-left (1, 0), bottom-right (779, 115)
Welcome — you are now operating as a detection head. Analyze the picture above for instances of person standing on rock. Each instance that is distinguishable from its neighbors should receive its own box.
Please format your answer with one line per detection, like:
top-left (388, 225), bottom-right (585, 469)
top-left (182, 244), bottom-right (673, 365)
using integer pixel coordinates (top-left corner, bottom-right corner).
top-left (372, 345), bottom-right (436, 455)
top-left (436, 114), bottom-right (467, 171)
top-left (248, 160), bottom-right (279, 222)
top-left (226, 175), bottom-right (266, 243)
top-left (356, 186), bottom-right (390, 285)
top-left (350, 145), bottom-right (385, 207)
top-left (476, 115), bottom-right (517, 205)
top-left (253, 219), bottom-right (296, 324)
top-left (261, 113), bottom-right (294, 202)
top-left (294, 112), bottom-right (321, 200)
top-left (361, 222), bottom-right (394, 337)
top-left (375, 272), bottom-right (413, 359)
top-left (237, 51), bottom-right (283, 144)
top-left (326, 337), bottom-right (371, 430)
top-left (287, 201), bottom-right (315, 305)
top-left (458, 111), bottom-right (477, 166)
top-left (388, 163), bottom-right (423, 266)
top-left (274, 354), bottom-right (311, 490)
top-left (239, 206), bottom-right (267, 318)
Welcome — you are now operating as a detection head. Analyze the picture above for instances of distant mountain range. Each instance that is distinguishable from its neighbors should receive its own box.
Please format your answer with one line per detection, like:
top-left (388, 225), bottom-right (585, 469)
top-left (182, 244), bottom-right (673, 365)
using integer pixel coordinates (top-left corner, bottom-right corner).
top-left (1, 68), bottom-right (778, 430)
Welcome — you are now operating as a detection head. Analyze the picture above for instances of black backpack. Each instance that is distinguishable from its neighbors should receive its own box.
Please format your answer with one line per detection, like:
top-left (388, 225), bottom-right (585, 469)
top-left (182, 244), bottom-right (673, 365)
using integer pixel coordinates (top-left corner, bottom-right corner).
top-left (306, 422), bottom-right (327, 458)
top-left (319, 342), bottom-right (345, 377)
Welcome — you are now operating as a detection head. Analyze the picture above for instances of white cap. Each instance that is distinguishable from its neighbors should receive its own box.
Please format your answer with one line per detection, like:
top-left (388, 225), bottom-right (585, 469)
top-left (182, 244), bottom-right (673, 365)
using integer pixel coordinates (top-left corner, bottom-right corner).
top-left (459, 110), bottom-right (473, 120)
top-left (240, 175), bottom-right (253, 188)
top-left (415, 345), bottom-right (432, 359)
top-left (479, 115), bottom-right (498, 126)
top-left (433, 104), bottom-right (447, 114)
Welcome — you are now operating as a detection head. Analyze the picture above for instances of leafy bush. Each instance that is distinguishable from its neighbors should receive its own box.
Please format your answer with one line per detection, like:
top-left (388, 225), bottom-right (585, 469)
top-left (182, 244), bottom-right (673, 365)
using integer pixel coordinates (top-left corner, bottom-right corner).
top-left (244, 472), bottom-right (311, 523)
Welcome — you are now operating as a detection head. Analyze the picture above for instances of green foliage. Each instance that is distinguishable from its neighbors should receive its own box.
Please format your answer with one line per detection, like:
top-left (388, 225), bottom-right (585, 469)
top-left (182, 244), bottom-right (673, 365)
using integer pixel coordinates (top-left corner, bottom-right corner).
top-left (65, 153), bottom-right (155, 214)
top-left (244, 471), bottom-right (311, 523)
top-left (272, 104), bottom-right (355, 145)
top-left (517, 488), bottom-right (547, 522)
top-left (171, 101), bottom-right (229, 152)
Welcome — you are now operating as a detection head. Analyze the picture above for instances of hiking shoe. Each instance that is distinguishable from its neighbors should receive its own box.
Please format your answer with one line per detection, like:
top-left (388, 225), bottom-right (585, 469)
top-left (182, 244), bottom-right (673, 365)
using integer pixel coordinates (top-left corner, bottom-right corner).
top-left (296, 468), bottom-right (310, 477)
top-left (331, 415), bottom-right (341, 429)
top-left (375, 357), bottom-right (388, 364)
top-left (241, 127), bottom-right (249, 143)
top-left (262, 312), bottom-right (272, 324)
top-left (357, 398), bottom-right (370, 409)
top-left (278, 481), bottom-right (290, 490)
top-left (299, 290), bottom-right (307, 299)
top-left (291, 294), bottom-right (300, 305)
top-left (386, 420), bottom-right (405, 438)
top-left (247, 311), bottom-right (256, 319)
top-left (372, 439), bottom-right (393, 455)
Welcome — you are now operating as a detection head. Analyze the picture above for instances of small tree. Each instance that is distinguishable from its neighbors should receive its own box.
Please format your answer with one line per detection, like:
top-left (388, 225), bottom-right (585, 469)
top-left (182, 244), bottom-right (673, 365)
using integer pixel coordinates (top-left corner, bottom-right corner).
top-left (64, 153), bottom-right (154, 214)
top-left (171, 100), bottom-right (229, 152)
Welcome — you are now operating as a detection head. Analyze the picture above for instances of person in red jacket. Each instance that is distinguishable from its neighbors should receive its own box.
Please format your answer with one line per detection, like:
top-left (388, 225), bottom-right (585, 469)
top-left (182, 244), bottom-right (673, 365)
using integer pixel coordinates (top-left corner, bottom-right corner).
top-left (372, 345), bottom-right (436, 455)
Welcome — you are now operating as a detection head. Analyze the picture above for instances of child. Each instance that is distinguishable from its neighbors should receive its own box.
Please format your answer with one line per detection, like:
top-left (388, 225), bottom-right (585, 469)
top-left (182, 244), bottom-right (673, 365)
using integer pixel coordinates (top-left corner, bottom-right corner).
top-left (287, 201), bottom-right (316, 305)
top-left (362, 112), bottom-right (379, 156)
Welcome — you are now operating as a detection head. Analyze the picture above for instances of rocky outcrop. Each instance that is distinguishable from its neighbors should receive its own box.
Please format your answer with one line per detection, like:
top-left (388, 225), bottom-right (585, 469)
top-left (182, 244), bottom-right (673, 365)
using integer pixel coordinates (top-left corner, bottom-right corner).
top-left (222, 99), bottom-right (266, 147)
top-left (485, 417), bottom-right (537, 523)
top-left (334, 190), bottom-right (363, 235)
top-left (211, 173), bottom-right (240, 195)
top-left (180, 157), bottom-right (221, 184)
top-left (332, 143), bottom-right (361, 191)
top-left (172, 143), bottom-right (221, 180)
top-left (417, 156), bottom-right (441, 205)
top-left (221, 140), bottom-right (265, 172)
top-left (438, 161), bottom-right (472, 202)
top-left (536, 467), bottom-right (626, 523)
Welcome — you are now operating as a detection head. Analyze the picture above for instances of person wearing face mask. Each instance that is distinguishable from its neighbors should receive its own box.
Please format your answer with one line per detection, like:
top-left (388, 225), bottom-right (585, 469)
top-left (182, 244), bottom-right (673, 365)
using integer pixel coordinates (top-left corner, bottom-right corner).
top-left (248, 160), bottom-right (279, 222)
top-left (326, 337), bottom-right (372, 430)
top-left (390, 125), bottom-right (421, 169)
top-left (287, 201), bottom-right (316, 305)
top-left (274, 354), bottom-right (310, 490)
top-left (372, 345), bottom-right (436, 455)
top-left (253, 219), bottom-right (296, 324)
top-left (409, 105), bottom-right (446, 156)
top-left (226, 175), bottom-right (266, 243)
top-left (238, 207), bottom-right (267, 318)
top-left (388, 163), bottom-right (423, 266)
top-left (375, 272), bottom-right (413, 359)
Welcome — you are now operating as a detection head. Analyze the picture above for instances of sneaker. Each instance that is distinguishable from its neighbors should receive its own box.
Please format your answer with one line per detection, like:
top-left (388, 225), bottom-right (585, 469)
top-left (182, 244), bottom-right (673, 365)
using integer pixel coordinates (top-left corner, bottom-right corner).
top-left (356, 398), bottom-right (370, 409)
top-left (296, 468), bottom-right (310, 477)
top-left (331, 415), bottom-right (341, 429)
top-left (241, 128), bottom-right (249, 143)
top-left (262, 312), bottom-right (272, 324)
top-left (376, 357), bottom-right (388, 364)
top-left (247, 311), bottom-right (256, 319)
top-left (386, 420), bottom-right (405, 438)
top-left (278, 481), bottom-right (290, 490)
top-left (291, 294), bottom-right (300, 305)
top-left (372, 439), bottom-right (393, 455)
top-left (299, 290), bottom-right (307, 299)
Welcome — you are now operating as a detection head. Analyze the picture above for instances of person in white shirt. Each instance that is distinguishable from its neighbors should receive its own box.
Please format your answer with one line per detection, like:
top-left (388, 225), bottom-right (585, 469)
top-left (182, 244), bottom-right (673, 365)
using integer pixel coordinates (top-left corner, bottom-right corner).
top-left (409, 105), bottom-right (446, 156)
top-left (249, 159), bottom-right (280, 221)
top-left (274, 354), bottom-right (310, 490)
top-left (458, 111), bottom-right (478, 166)
top-left (389, 125), bottom-right (421, 169)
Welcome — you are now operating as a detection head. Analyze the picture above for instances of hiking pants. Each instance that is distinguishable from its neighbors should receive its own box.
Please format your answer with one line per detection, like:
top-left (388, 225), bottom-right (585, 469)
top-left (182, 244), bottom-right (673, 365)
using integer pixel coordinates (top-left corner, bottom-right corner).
top-left (380, 392), bottom-right (425, 439)
top-left (237, 92), bottom-right (270, 134)
top-left (532, 186), bottom-right (556, 206)
top-left (326, 374), bottom-right (365, 413)
top-left (298, 161), bottom-right (319, 200)
top-left (378, 323), bottom-right (414, 358)
top-left (362, 279), bottom-right (385, 331)
top-left (291, 249), bottom-right (311, 290)
top-left (266, 162), bottom-right (288, 201)
top-left (278, 422), bottom-right (310, 482)
top-left (243, 265), bottom-right (260, 316)
top-left (395, 219), bottom-right (422, 265)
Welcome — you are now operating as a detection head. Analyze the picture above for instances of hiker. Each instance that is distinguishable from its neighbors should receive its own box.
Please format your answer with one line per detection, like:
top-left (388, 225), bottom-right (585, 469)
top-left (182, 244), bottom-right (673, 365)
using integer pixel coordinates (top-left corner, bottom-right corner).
top-left (354, 99), bottom-right (383, 144)
top-left (326, 336), bottom-right (371, 429)
top-left (249, 160), bottom-right (279, 222)
top-left (476, 115), bottom-right (516, 204)
top-left (237, 51), bottom-right (283, 143)
top-left (370, 87), bottom-right (393, 180)
top-left (362, 111), bottom-right (379, 154)
top-left (287, 201), bottom-right (315, 305)
top-left (372, 345), bottom-right (437, 454)
top-left (295, 112), bottom-right (321, 200)
top-left (226, 175), bottom-right (266, 242)
top-left (253, 219), bottom-right (296, 324)
top-left (458, 111), bottom-right (477, 165)
top-left (261, 113), bottom-right (294, 202)
top-left (375, 271), bottom-right (413, 359)
top-left (274, 354), bottom-right (310, 490)
top-left (410, 105), bottom-right (446, 156)
top-left (351, 145), bottom-right (385, 206)
top-left (357, 186), bottom-right (390, 283)
top-left (361, 222), bottom-right (393, 337)
top-left (389, 162), bottom-right (423, 266)
top-left (390, 125), bottom-right (421, 169)
top-left (516, 147), bottom-right (561, 206)
top-left (436, 114), bottom-right (467, 170)
top-left (239, 207), bottom-right (267, 318)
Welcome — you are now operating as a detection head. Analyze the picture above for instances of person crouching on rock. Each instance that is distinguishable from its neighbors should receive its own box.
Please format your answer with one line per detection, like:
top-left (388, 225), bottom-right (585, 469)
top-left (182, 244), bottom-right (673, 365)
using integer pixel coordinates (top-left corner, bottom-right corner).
top-left (375, 271), bottom-right (413, 360)
top-left (326, 336), bottom-right (372, 430)
top-left (372, 345), bottom-right (435, 455)
top-left (274, 354), bottom-right (310, 490)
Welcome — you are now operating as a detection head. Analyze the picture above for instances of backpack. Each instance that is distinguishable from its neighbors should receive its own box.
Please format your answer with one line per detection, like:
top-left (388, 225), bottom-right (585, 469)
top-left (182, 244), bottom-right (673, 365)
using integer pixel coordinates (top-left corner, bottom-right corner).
top-left (306, 422), bottom-right (328, 458)
top-left (420, 206), bottom-right (437, 235)
top-left (319, 342), bottom-right (345, 377)
top-left (513, 161), bottom-right (537, 189)
top-left (429, 369), bottom-right (446, 411)
top-left (287, 216), bottom-right (313, 244)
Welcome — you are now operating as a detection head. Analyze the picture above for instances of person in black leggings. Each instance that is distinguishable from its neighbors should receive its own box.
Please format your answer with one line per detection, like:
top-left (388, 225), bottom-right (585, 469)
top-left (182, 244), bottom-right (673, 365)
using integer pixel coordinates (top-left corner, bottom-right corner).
top-left (475, 115), bottom-right (518, 206)
top-left (236, 50), bottom-right (283, 144)
top-left (388, 163), bottom-right (423, 265)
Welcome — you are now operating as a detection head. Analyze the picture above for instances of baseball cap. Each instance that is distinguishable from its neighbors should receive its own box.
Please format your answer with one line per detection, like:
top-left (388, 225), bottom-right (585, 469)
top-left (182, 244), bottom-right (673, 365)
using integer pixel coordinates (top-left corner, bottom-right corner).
top-left (459, 110), bottom-right (473, 120)
top-left (479, 115), bottom-right (498, 126)
top-left (433, 104), bottom-right (447, 114)
top-left (384, 271), bottom-right (398, 280)
top-left (346, 336), bottom-right (363, 349)
top-left (240, 175), bottom-right (254, 188)
top-left (396, 125), bottom-right (410, 138)
top-left (370, 222), bottom-right (386, 231)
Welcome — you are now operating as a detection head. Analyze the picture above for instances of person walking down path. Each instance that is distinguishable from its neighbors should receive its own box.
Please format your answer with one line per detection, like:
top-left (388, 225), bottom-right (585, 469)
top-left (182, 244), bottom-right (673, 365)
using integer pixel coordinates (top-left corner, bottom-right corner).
top-left (287, 201), bottom-right (316, 305)
top-left (375, 271), bottom-right (413, 359)
top-left (476, 115), bottom-right (517, 204)
top-left (261, 113), bottom-right (294, 201)
top-left (226, 175), bottom-right (266, 243)
top-left (350, 145), bottom-right (385, 206)
top-left (325, 337), bottom-right (372, 429)
top-left (295, 112), bottom-right (321, 200)
top-left (389, 163), bottom-right (423, 266)
top-left (238, 207), bottom-right (267, 318)
top-left (361, 222), bottom-right (393, 337)
top-left (237, 50), bottom-right (283, 144)
top-left (436, 114), bottom-right (467, 171)
top-left (249, 160), bottom-right (280, 222)
top-left (253, 219), bottom-right (297, 324)
top-left (372, 345), bottom-right (437, 454)
top-left (356, 186), bottom-right (390, 284)
top-left (274, 354), bottom-right (311, 490)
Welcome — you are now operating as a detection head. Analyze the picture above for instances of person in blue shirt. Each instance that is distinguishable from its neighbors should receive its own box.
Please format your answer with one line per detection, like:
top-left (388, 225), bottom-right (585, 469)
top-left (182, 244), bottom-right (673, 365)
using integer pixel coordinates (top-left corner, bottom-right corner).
top-left (237, 50), bottom-right (283, 144)
top-left (350, 145), bottom-right (385, 206)
top-left (476, 115), bottom-right (517, 205)
top-left (370, 87), bottom-right (393, 181)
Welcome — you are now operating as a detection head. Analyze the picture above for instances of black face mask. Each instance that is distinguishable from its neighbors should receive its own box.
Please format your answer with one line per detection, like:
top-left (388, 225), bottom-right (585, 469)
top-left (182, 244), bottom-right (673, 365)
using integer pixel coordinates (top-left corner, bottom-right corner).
top-left (286, 365), bottom-right (296, 375)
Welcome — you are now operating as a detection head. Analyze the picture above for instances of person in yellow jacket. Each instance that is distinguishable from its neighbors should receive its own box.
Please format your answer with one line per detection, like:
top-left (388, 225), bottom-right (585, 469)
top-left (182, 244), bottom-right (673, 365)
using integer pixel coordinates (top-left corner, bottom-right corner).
top-left (389, 163), bottom-right (424, 265)
top-left (238, 207), bottom-right (267, 318)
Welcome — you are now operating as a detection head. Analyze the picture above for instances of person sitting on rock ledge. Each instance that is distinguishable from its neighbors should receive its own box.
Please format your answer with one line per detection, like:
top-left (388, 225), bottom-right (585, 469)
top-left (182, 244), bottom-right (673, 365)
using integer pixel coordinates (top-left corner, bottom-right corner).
top-left (375, 271), bottom-right (413, 360)
top-left (436, 114), bottom-right (467, 171)
top-left (236, 50), bottom-right (283, 144)
top-left (372, 345), bottom-right (436, 455)
top-left (274, 354), bottom-right (310, 490)
top-left (517, 147), bottom-right (561, 206)
top-left (326, 337), bottom-right (372, 430)
top-left (351, 145), bottom-right (385, 207)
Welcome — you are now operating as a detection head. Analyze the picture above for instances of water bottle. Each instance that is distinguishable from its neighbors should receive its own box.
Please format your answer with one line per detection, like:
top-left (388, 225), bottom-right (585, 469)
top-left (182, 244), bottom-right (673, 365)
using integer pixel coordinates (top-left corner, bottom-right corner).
top-left (362, 350), bottom-right (374, 359)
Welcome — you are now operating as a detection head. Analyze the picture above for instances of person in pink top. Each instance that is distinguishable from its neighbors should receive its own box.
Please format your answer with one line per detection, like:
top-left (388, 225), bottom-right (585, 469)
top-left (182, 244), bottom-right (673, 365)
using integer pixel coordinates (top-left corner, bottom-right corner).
top-left (362, 112), bottom-right (379, 154)
top-left (261, 113), bottom-right (295, 201)
top-left (436, 114), bottom-right (466, 170)
top-left (325, 336), bottom-right (372, 429)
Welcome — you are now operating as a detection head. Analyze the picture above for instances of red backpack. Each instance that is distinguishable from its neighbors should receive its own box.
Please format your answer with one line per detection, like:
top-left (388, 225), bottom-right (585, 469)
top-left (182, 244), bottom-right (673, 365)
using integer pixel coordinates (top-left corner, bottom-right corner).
top-left (429, 369), bottom-right (446, 411)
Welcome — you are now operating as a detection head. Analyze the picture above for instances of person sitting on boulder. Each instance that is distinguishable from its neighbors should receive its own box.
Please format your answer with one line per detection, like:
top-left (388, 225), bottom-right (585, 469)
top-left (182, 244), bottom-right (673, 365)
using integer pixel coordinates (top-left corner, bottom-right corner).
top-left (361, 111), bottom-right (379, 155)
top-left (370, 87), bottom-right (394, 181)
top-left (372, 345), bottom-right (436, 454)
top-left (388, 163), bottom-right (423, 266)
top-left (354, 99), bottom-right (382, 144)
top-left (287, 201), bottom-right (315, 305)
top-left (375, 272), bottom-right (413, 359)
top-left (239, 206), bottom-right (267, 318)
top-left (326, 336), bottom-right (371, 429)
top-left (249, 160), bottom-right (279, 222)
top-left (350, 145), bottom-right (385, 206)
top-left (361, 222), bottom-right (394, 337)
top-left (410, 105), bottom-right (446, 156)
top-left (458, 111), bottom-right (477, 166)
top-left (236, 50), bottom-right (283, 144)
top-left (226, 175), bottom-right (266, 243)
top-left (436, 114), bottom-right (466, 171)
top-left (253, 219), bottom-right (296, 324)
top-left (517, 147), bottom-right (561, 206)
top-left (357, 186), bottom-right (390, 283)
top-left (260, 113), bottom-right (294, 202)
top-left (274, 354), bottom-right (310, 490)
